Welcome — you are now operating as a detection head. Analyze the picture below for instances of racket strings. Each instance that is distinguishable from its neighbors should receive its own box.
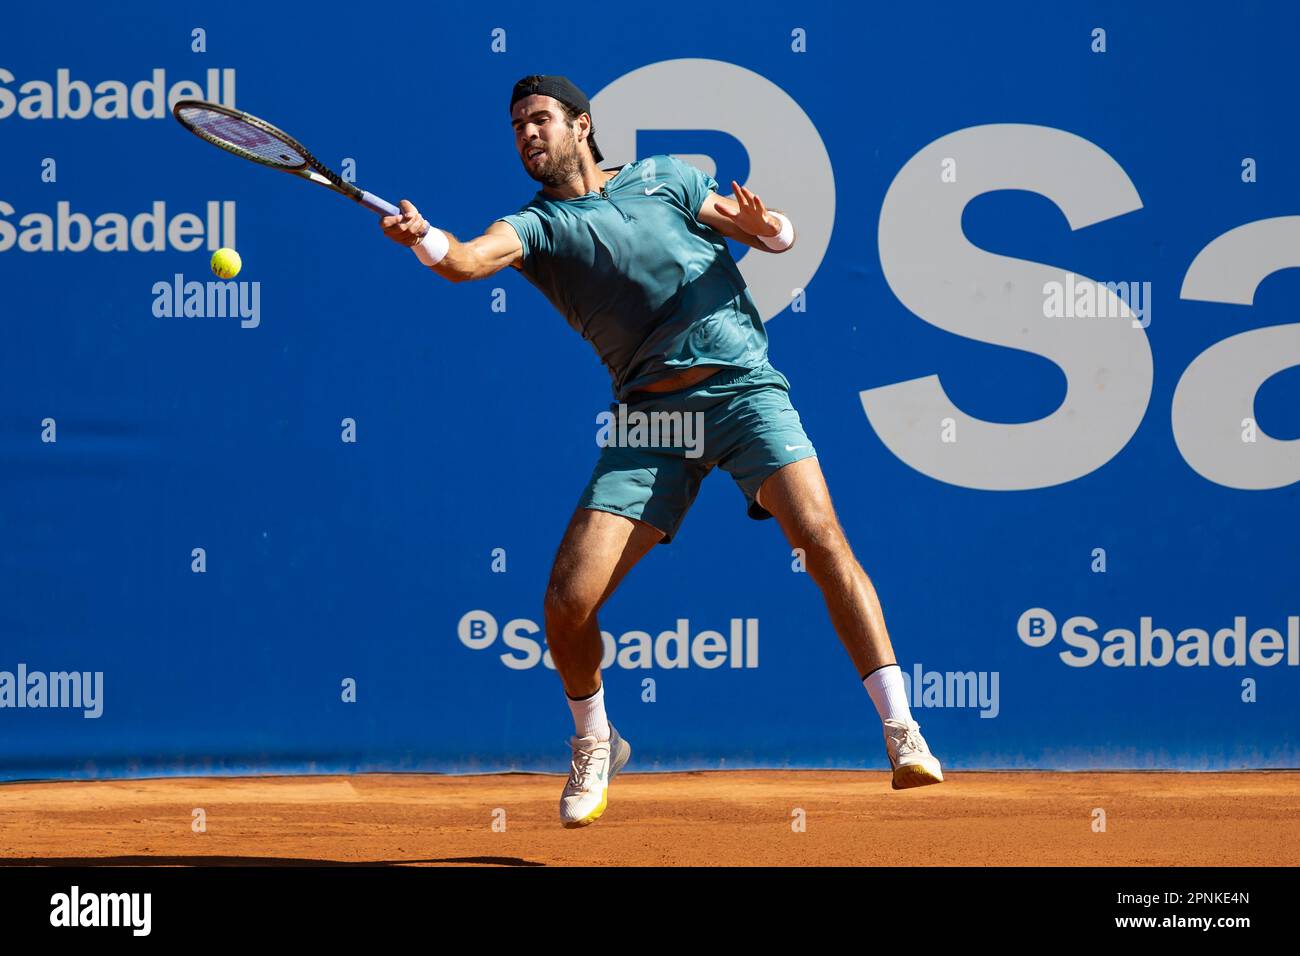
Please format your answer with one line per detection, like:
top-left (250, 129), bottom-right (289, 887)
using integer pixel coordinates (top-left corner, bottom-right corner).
top-left (178, 107), bottom-right (307, 168)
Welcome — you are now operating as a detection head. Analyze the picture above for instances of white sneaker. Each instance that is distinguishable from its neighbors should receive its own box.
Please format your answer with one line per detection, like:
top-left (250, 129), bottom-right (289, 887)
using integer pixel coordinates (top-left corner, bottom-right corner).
top-left (559, 724), bottom-right (632, 828)
top-left (883, 718), bottom-right (944, 790)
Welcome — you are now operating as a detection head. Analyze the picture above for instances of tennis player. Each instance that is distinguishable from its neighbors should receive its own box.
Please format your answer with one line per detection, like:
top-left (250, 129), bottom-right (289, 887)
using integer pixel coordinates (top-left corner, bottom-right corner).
top-left (380, 75), bottom-right (944, 828)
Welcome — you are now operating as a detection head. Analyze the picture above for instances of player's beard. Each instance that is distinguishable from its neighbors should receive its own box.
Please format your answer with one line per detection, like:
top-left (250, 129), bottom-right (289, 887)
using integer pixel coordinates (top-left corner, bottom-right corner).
top-left (526, 126), bottom-right (584, 189)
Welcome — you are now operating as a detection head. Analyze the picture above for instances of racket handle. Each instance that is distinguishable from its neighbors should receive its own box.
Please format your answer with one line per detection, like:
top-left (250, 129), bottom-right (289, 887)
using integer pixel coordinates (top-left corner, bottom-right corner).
top-left (359, 191), bottom-right (400, 217)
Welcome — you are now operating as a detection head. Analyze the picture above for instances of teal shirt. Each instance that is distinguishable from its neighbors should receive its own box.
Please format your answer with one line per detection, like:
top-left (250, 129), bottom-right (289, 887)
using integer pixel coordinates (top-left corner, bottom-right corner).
top-left (496, 154), bottom-right (769, 399)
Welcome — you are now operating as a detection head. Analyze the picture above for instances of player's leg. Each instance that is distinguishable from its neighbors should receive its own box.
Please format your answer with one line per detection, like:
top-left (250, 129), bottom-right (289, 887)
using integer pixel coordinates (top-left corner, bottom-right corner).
top-left (543, 504), bottom-right (660, 827)
top-left (545, 506), bottom-right (664, 700)
top-left (755, 457), bottom-right (892, 676)
top-left (705, 362), bottom-right (943, 789)
top-left (547, 423), bottom-right (709, 827)
top-left (755, 457), bottom-right (944, 788)
top-left (546, 506), bottom-right (663, 828)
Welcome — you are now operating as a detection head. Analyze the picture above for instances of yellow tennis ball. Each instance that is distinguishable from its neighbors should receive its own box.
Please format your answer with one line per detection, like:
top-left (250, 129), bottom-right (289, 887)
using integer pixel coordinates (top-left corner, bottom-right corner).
top-left (210, 247), bottom-right (242, 279)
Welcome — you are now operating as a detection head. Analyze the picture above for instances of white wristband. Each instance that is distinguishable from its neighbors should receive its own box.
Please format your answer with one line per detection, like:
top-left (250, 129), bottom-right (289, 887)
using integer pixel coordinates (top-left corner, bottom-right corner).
top-left (412, 226), bottom-right (450, 266)
top-left (758, 211), bottom-right (794, 251)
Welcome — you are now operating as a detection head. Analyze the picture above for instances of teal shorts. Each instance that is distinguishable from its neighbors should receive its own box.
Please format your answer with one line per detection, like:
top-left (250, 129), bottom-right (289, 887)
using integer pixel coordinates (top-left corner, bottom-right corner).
top-left (578, 362), bottom-right (817, 543)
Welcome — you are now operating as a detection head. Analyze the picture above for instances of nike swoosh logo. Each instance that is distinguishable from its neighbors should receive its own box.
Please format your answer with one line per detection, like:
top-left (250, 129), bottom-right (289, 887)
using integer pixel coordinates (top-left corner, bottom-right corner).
top-left (785, 444), bottom-right (806, 452)
top-left (644, 183), bottom-right (668, 195)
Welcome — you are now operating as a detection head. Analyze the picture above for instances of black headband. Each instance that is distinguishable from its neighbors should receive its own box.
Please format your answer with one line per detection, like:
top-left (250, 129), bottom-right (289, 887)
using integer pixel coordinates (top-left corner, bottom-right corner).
top-left (509, 75), bottom-right (604, 163)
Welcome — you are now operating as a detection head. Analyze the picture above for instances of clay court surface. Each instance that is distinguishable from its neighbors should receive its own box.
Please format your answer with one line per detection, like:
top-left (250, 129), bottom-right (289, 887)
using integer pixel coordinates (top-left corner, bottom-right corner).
top-left (1, 771), bottom-right (1296, 867)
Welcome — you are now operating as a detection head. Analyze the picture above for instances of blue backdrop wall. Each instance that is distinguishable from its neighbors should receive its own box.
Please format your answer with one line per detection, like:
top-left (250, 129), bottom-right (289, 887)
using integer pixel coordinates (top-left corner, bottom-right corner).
top-left (3, 0), bottom-right (1297, 780)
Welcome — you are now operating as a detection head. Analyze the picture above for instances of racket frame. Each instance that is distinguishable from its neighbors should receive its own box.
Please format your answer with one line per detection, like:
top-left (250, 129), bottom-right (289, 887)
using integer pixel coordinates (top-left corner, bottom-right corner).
top-left (172, 98), bottom-right (398, 216)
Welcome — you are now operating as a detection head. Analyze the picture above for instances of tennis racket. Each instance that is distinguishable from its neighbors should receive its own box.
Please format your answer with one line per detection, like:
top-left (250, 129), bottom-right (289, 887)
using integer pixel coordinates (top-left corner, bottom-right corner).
top-left (172, 99), bottom-right (399, 217)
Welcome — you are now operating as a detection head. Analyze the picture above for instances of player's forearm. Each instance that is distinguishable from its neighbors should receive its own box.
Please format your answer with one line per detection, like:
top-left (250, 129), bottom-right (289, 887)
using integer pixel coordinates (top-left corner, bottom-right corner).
top-left (420, 231), bottom-right (478, 283)
top-left (383, 201), bottom-right (491, 281)
top-left (413, 230), bottom-right (517, 283)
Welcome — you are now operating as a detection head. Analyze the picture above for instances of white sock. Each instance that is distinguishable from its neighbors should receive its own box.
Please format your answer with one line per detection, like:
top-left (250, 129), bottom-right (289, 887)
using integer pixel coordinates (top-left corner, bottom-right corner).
top-left (863, 664), bottom-right (913, 724)
top-left (567, 683), bottom-right (610, 741)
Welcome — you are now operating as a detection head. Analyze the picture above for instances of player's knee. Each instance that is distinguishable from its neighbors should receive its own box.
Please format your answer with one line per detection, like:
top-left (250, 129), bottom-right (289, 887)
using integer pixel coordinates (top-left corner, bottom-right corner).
top-left (800, 515), bottom-right (846, 555)
top-left (543, 579), bottom-right (599, 632)
top-left (797, 516), bottom-right (853, 572)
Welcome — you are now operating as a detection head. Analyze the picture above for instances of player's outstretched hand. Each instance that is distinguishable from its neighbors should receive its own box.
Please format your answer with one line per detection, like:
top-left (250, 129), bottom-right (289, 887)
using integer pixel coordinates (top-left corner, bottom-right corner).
top-left (717, 180), bottom-right (781, 238)
top-left (380, 200), bottom-right (429, 248)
